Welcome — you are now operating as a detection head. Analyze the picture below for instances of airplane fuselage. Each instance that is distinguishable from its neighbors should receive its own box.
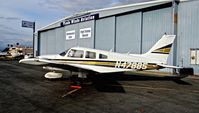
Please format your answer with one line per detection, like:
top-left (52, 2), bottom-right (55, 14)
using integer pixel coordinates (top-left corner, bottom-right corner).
top-left (37, 47), bottom-right (162, 73)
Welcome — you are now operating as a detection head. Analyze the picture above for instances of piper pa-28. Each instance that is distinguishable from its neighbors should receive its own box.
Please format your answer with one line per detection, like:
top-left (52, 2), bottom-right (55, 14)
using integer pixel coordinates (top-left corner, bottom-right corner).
top-left (19, 35), bottom-right (193, 80)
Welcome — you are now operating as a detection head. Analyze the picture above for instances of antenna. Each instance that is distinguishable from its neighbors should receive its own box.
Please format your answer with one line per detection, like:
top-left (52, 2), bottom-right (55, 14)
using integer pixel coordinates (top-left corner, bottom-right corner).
top-left (126, 49), bottom-right (132, 55)
top-left (109, 49), bottom-right (113, 52)
top-left (109, 47), bottom-right (114, 52)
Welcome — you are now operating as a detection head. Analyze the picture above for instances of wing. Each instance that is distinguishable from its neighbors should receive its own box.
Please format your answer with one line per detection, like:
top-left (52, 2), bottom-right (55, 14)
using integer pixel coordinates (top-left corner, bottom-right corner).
top-left (19, 58), bottom-right (130, 73)
top-left (19, 58), bottom-right (48, 65)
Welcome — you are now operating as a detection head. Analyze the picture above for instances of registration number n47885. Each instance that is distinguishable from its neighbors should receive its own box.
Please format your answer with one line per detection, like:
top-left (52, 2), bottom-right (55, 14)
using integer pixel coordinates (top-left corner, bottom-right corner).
top-left (115, 61), bottom-right (147, 70)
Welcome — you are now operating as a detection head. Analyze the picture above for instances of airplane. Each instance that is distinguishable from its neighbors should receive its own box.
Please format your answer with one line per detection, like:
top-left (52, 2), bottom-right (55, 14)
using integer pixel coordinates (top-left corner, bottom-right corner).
top-left (0, 47), bottom-right (24, 59)
top-left (19, 35), bottom-right (193, 81)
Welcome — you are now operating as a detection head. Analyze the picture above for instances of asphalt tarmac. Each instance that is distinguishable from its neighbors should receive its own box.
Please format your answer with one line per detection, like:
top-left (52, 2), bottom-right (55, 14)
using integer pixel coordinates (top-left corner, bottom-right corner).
top-left (0, 61), bottom-right (199, 113)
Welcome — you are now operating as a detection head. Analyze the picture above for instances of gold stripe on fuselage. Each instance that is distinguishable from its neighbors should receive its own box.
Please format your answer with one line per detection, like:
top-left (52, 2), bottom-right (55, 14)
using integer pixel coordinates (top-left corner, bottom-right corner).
top-left (52, 59), bottom-right (160, 70)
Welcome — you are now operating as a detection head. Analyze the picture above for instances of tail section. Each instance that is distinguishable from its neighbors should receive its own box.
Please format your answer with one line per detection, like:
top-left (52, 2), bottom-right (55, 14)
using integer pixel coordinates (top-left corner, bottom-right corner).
top-left (143, 35), bottom-right (176, 64)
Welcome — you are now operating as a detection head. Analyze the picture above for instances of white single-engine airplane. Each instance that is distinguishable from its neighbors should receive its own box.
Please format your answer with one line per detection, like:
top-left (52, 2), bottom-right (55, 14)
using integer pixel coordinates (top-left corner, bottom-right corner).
top-left (19, 35), bottom-right (192, 80)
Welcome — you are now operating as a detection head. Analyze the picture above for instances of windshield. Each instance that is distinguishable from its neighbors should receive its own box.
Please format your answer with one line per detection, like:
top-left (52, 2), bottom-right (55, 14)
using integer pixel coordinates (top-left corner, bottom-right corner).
top-left (59, 49), bottom-right (69, 56)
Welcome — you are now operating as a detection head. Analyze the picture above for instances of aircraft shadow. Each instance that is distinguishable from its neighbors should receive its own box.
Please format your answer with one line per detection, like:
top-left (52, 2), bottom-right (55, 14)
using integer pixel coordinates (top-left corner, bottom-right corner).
top-left (47, 72), bottom-right (192, 94)
top-left (91, 75), bottom-right (126, 93)
top-left (94, 73), bottom-right (184, 81)
top-left (172, 79), bottom-right (192, 85)
top-left (89, 73), bottom-right (192, 92)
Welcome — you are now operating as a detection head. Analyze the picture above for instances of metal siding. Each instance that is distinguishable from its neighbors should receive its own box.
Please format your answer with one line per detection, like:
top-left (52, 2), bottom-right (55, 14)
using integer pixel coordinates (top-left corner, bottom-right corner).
top-left (40, 32), bottom-right (47, 55)
top-left (47, 30), bottom-right (56, 54)
top-left (55, 27), bottom-right (65, 54)
top-left (78, 21), bottom-right (95, 48)
top-left (64, 24), bottom-right (78, 50)
top-left (116, 12), bottom-right (142, 53)
top-left (178, 1), bottom-right (199, 74)
top-left (142, 7), bottom-right (173, 72)
top-left (97, 2), bottom-right (169, 18)
top-left (95, 17), bottom-right (115, 51)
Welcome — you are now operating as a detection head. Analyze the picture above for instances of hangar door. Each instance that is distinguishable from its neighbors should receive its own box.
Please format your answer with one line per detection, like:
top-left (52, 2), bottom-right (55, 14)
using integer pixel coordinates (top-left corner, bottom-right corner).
top-left (55, 27), bottom-right (65, 54)
top-left (40, 30), bottom-right (56, 55)
top-left (95, 17), bottom-right (115, 51)
top-left (142, 7), bottom-right (173, 70)
top-left (116, 12), bottom-right (142, 53)
top-left (142, 7), bottom-right (173, 53)
top-left (39, 31), bottom-right (48, 55)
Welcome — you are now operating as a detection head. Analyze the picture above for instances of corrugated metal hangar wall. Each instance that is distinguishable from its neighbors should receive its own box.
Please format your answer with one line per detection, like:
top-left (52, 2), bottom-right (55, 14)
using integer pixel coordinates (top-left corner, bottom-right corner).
top-left (35, 0), bottom-right (199, 74)
top-left (177, 0), bottom-right (199, 74)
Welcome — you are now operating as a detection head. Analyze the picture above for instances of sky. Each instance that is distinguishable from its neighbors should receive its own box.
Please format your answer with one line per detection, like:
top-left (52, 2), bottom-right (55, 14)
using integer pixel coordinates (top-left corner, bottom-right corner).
top-left (0, 0), bottom-right (151, 50)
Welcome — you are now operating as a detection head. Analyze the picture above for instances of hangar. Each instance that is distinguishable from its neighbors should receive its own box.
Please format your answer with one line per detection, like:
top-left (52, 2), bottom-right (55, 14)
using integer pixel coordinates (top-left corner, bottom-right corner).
top-left (34, 0), bottom-right (199, 74)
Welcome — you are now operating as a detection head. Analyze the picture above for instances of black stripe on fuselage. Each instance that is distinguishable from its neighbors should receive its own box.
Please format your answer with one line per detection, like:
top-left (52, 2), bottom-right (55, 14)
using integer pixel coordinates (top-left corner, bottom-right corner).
top-left (42, 58), bottom-right (116, 63)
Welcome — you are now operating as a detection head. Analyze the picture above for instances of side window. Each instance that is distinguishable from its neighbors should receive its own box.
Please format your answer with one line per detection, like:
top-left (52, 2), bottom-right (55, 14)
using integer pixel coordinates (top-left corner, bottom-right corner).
top-left (86, 51), bottom-right (96, 59)
top-left (68, 49), bottom-right (84, 58)
top-left (99, 54), bottom-right (107, 59)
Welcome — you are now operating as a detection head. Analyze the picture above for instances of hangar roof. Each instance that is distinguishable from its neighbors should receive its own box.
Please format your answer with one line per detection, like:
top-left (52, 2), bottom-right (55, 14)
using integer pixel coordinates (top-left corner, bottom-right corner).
top-left (38, 0), bottom-right (188, 32)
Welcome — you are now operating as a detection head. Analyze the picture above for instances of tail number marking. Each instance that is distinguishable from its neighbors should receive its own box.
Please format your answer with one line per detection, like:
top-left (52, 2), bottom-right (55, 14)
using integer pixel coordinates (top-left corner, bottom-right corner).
top-left (115, 61), bottom-right (147, 70)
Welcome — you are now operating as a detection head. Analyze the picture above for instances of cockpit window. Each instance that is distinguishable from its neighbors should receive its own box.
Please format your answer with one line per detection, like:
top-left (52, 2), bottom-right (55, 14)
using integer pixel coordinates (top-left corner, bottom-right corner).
top-left (99, 54), bottom-right (108, 59)
top-left (59, 49), bottom-right (69, 56)
top-left (67, 49), bottom-right (84, 58)
top-left (85, 51), bottom-right (96, 59)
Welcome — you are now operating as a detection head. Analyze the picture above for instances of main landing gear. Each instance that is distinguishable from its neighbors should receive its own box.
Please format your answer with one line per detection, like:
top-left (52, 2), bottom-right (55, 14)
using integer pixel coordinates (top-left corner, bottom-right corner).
top-left (44, 71), bottom-right (90, 97)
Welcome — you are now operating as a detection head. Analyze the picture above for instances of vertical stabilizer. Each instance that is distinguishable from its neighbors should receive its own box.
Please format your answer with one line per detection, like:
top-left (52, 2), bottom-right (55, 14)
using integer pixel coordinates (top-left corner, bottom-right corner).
top-left (143, 35), bottom-right (176, 64)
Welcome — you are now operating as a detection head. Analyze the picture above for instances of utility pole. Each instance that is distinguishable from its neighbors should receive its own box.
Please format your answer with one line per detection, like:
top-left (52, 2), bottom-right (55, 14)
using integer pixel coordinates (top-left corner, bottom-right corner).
top-left (33, 22), bottom-right (35, 57)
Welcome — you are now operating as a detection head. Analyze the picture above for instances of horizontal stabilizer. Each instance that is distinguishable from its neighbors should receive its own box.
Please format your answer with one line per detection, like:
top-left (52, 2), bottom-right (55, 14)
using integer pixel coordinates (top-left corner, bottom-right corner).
top-left (158, 64), bottom-right (182, 69)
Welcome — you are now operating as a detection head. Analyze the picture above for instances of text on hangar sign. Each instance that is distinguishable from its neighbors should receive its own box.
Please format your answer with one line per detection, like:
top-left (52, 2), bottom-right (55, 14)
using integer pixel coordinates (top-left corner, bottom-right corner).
top-left (61, 14), bottom-right (99, 26)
